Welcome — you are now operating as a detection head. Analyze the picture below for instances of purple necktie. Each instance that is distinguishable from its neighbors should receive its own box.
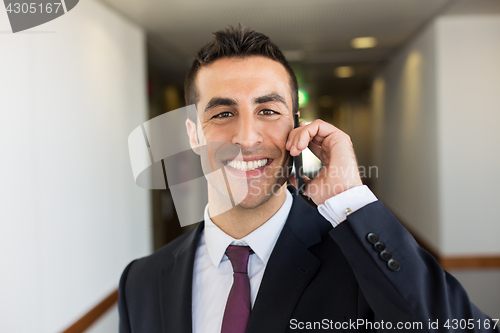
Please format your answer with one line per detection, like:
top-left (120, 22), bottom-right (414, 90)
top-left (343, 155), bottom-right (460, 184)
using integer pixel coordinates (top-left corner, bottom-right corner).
top-left (221, 245), bottom-right (253, 333)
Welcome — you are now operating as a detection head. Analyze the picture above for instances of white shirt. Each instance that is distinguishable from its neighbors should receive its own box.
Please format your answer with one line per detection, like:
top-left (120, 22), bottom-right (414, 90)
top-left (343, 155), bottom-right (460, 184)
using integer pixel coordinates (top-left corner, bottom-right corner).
top-left (192, 185), bottom-right (377, 333)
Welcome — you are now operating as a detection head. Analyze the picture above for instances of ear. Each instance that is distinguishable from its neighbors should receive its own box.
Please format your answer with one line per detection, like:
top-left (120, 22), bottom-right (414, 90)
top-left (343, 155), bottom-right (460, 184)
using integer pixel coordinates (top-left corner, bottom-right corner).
top-left (186, 118), bottom-right (201, 155)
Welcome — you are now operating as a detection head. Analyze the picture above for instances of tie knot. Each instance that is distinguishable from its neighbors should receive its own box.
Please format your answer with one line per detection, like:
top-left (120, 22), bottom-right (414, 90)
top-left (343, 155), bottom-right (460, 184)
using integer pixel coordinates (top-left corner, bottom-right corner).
top-left (225, 245), bottom-right (252, 274)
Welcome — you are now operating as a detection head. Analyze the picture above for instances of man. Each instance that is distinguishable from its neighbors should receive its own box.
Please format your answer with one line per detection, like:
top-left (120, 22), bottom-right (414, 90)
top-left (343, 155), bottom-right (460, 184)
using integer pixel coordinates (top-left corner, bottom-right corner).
top-left (118, 26), bottom-right (498, 332)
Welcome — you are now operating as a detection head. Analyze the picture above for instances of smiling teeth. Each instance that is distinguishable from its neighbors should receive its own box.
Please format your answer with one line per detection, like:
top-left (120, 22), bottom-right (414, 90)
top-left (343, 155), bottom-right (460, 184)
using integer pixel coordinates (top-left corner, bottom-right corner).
top-left (227, 159), bottom-right (268, 171)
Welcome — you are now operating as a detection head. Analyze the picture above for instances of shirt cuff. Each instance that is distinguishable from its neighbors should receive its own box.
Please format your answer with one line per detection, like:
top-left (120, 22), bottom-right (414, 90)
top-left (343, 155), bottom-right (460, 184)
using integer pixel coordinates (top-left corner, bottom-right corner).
top-left (317, 185), bottom-right (378, 228)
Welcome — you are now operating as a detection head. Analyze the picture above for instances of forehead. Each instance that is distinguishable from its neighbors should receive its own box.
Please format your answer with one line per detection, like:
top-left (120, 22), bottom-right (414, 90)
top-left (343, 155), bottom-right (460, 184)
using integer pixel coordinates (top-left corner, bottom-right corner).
top-left (195, 56), bottom-right (292, 103)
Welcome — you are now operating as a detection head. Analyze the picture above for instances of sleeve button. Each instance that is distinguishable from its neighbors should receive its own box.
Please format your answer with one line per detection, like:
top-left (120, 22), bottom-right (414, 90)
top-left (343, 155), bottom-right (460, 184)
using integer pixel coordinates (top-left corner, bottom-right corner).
top-left (373, 242), bottom-right (386, 252)
top-left (388, 259), bottom-right (401, 271)
top-left (367, 233), bottom-right (379, 245)
top-left (379, 250), bottom-right (392, 261)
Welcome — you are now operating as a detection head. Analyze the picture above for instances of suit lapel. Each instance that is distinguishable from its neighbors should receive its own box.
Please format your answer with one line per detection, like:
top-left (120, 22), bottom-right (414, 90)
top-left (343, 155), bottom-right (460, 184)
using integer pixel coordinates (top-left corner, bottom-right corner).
top-left (157, 188), bottom-right (328, 333)
top-left (159, 222), bottom-right (204, 333)
top-left (246, 189), bottom-right (325, 333)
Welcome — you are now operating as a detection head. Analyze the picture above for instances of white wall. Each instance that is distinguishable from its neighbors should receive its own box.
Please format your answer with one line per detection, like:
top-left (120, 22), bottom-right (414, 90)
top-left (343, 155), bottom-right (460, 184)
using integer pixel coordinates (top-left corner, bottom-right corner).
top-left (371, 21), bottom-right (441, 251)
top-left (372, 12), bottom-right (500, 256)
top-left (0, 1), bottom-right (151, 332)
top-left (437, 15), bottom-right (500, 255)
top-left (86, 305), bottom-right (119, 333)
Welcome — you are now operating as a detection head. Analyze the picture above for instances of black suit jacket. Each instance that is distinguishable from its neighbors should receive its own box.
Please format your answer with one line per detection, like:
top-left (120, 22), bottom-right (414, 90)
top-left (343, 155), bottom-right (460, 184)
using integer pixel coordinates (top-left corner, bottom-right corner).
top-left (119, 187), bottom-right (498, 332)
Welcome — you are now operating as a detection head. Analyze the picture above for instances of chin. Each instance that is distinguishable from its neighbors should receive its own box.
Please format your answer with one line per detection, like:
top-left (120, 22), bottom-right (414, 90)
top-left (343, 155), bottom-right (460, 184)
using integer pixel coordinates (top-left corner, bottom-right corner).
top-left (235, 180), bottom-right (286, 209)
top-left (235, 193), bottom-right (272, 210)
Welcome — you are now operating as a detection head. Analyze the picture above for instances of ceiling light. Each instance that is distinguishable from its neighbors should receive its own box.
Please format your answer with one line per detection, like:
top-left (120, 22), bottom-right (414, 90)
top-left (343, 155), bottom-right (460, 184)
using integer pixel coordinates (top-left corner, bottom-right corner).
top-left (350, 37), bottom-right (377, 49)
top-left (334, 66), bottom-right (355, 78)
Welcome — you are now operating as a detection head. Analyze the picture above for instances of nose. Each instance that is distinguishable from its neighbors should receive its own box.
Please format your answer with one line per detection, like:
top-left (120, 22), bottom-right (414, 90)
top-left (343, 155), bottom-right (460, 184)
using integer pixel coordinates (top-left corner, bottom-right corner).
top-left (231, 112), bottom-right (263, 149)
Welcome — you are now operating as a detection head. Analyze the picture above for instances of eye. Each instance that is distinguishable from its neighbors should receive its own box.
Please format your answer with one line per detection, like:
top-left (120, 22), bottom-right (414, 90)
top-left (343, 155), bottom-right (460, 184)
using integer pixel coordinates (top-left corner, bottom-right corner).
top-left (212, 111), bottom-right (234, 119)
top-left (258, 109), bottom-right (279, 116)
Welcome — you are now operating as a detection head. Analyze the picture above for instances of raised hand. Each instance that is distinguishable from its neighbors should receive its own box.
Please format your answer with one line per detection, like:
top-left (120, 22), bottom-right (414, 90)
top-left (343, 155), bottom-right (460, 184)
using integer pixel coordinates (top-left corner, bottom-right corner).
top-left (286, 119), bottom-right (363, 205)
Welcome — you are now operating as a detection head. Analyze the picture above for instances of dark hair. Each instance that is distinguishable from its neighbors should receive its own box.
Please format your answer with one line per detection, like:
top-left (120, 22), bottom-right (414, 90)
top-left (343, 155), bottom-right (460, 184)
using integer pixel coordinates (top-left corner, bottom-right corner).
top-left (184, 25), bottom-right (299, 119)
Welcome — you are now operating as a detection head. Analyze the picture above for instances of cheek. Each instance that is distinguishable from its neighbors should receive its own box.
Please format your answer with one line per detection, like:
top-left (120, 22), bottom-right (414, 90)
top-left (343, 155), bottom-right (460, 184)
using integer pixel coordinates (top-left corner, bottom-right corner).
top-left (201, 125), bottom-right (229, 143)
top-left (266, 123), bottom-right (292, 148)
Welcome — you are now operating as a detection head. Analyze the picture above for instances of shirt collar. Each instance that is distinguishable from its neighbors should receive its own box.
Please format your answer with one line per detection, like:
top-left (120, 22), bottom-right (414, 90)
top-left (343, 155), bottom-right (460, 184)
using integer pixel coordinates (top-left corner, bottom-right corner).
top-left (203, 189), bottom-right (293, 268)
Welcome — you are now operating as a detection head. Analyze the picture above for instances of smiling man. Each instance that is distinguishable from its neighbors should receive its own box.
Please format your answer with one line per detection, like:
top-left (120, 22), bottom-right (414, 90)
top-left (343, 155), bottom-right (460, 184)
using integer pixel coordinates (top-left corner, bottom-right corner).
top-left (118, 26), bottom-right (498, 333)
top-left (186, 55), bottom-right (297, 239)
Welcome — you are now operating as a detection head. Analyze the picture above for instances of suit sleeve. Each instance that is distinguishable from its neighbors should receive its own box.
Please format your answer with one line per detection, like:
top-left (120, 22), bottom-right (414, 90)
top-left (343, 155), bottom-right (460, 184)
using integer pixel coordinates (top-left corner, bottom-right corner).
top-left (118, 260), bottom-right (137, 333)
top-left (328, 200), bottom-right (499, 332)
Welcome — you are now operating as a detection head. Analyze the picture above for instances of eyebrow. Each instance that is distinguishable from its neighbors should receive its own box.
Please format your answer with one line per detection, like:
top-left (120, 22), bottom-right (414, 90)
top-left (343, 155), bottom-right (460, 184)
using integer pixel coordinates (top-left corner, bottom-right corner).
top-left (253, 93), bottom-right (287, 108)
top-left (204, 97), bottom-right (237, 113)
top-left (204, 92), bottom-right (288, 113)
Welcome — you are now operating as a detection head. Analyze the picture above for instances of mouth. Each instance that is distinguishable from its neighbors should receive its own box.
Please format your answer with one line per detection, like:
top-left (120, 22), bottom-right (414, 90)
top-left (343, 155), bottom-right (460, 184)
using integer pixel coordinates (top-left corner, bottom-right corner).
top-left (226, 158), bottom-right (268, 171)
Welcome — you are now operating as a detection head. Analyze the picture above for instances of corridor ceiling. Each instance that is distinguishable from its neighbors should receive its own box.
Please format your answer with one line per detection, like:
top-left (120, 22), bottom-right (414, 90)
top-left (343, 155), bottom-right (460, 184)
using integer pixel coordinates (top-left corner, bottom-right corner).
top-left (97, 0), bottom-right (459, 93)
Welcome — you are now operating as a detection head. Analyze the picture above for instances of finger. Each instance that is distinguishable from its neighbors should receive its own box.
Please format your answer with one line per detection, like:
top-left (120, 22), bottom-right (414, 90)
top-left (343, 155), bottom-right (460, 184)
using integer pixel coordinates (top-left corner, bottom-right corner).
top-left (291, 120), bottom-right (339, 154)
top-left (292, 125), bottom-right (321, 156)
top-left (286, 126), bottom-right (309, 155)
top-left (285, 121), bottom-right (311, 150)
top-left (285, 127), bottom-right (301, 150)
top-left (288, 120), bottom-right (346, 155)
top-left (287, 129), bottom-right (306, 155)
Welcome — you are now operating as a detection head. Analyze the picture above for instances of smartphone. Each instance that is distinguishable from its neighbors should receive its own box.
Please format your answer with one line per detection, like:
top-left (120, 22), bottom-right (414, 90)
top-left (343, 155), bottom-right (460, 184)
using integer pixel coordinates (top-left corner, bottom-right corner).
top-left (293, 114), bottom-right (305, 195)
